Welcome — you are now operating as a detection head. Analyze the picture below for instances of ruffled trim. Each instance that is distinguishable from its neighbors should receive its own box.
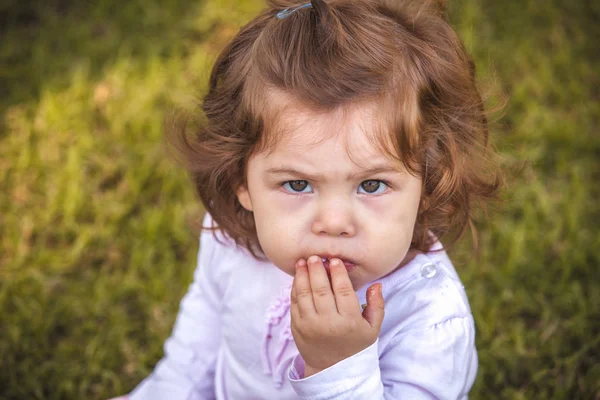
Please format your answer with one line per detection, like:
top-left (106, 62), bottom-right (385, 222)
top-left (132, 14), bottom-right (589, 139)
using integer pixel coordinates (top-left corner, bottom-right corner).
top-left (261, 281), bottom-right (297, 388)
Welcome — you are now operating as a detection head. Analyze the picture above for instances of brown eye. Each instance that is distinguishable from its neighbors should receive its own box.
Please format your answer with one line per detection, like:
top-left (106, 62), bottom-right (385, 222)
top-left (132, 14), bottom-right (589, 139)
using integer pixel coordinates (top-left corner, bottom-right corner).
top-left (359, 180), bottom-right (384, 194)
top-left (285, 180), bottom-right (310, 192)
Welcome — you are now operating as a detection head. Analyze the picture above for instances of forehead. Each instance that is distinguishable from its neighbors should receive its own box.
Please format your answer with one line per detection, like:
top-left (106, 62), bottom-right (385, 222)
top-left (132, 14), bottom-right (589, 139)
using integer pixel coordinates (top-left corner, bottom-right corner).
top-left (258, 91), bottom-right (399, 166)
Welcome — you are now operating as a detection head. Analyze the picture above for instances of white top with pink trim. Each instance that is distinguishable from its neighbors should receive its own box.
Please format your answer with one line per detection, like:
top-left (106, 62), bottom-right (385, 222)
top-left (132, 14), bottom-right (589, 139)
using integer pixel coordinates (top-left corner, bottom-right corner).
top-left (126, 212), bottom-right (477, 399)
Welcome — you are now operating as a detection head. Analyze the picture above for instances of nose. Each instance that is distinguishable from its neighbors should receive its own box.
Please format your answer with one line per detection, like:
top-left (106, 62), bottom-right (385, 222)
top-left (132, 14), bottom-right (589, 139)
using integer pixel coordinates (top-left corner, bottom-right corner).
top-left (311, 197), bottom-right (356, 237)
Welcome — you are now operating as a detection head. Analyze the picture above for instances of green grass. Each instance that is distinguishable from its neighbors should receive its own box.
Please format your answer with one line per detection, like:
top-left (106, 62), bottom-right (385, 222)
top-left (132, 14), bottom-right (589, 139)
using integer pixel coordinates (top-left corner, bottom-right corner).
top-left (0, 0), bottom-right (598, 399)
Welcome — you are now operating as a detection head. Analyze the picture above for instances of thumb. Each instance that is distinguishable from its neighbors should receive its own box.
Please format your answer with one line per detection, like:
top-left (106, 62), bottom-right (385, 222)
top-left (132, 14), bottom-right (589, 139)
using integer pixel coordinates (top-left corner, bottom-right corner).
top-left (362, 283), bottom-right (385, 331)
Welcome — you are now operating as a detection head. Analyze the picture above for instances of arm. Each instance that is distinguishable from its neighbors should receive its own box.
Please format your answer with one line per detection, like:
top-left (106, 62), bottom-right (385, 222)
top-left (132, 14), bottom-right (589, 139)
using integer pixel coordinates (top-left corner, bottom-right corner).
top-left (128, 213), bottom-right (224, 400)
top-left (288, 316), bottom-right (477, 399)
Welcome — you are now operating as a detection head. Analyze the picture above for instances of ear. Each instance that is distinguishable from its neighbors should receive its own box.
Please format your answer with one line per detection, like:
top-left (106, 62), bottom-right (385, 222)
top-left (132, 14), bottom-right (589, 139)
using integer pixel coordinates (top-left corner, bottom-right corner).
top-left (236, 184), bottom-right (253, 212)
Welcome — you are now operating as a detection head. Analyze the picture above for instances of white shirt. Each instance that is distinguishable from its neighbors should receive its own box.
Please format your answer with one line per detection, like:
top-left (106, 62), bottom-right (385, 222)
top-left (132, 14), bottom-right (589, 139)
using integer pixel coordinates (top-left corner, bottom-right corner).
top-left (129, 213), bottom-right (477, 399)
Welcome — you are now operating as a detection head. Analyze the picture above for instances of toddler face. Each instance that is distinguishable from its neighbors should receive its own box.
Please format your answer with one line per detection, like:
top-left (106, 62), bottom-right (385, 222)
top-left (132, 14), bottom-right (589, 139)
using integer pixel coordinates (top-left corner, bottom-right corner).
top-left (236, 101), bottom-right (422, 291)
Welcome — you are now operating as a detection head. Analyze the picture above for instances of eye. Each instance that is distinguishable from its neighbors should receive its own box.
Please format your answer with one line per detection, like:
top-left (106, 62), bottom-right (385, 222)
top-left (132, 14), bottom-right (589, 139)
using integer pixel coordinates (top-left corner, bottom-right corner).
top-left (282, 180), bottom-right (313, 193)
top-left (358, 180), bottom-right (388, 195)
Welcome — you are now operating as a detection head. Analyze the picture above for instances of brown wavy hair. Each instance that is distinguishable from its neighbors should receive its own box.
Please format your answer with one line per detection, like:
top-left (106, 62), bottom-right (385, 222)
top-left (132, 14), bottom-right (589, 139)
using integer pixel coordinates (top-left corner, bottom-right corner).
top-left (166, 0), bottom-right (501, 259)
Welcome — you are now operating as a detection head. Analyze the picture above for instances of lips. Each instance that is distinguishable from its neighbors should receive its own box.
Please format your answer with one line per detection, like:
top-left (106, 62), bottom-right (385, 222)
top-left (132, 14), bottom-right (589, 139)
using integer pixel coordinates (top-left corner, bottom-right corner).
top-left (319, 256), bottom-right (357, 271)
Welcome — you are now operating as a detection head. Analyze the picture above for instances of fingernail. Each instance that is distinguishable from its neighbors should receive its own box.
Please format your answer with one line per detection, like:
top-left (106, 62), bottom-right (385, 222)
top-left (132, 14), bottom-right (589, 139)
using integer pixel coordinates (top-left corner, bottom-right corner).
top-left (368, 288), bottom-right (375, 301)
top-left (369, 284), bottom-right (382, 300)
top-left (308, 255), bottom-right (320, 265)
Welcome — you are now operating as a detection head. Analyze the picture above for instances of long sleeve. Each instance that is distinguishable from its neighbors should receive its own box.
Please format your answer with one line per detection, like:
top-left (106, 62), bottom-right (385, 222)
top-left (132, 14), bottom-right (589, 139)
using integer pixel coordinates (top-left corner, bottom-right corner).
top-left (129, 213), bottom-right (224, 400)
top-left (288, 316), bottom-right (477, 399)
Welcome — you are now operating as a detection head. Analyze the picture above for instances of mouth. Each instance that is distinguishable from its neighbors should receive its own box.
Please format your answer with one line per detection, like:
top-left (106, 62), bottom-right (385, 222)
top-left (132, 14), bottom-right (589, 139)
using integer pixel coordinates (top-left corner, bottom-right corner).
top-left (319, 256), bottom-right (358, 272)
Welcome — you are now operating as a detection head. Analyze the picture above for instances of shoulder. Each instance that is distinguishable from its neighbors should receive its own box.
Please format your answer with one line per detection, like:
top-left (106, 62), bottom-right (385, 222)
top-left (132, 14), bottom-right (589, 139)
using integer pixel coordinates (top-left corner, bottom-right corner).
top-left (199, 212), bottom-right (244, 256)
top-left (197, 212), bottom-right (256, 276)
top-left (368, 245), bottom-right (479, 396)
top-left (377, 244), bottom-right (474, 337)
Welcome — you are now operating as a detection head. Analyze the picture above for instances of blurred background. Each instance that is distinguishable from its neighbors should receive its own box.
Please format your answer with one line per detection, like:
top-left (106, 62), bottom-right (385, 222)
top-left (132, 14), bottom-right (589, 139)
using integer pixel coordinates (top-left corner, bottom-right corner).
top-left (0, 0), bottom-right (598, 399)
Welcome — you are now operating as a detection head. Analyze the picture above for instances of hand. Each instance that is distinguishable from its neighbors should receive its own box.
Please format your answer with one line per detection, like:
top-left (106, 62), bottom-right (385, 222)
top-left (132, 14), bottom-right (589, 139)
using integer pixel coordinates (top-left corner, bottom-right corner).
top-left (290, 255), bottom-right (385, 377)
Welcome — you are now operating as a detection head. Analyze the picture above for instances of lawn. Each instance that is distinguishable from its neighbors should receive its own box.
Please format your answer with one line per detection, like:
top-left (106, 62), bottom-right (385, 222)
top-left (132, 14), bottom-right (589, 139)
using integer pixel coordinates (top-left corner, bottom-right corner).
top-left (0, 0), bottom-right (598, 399)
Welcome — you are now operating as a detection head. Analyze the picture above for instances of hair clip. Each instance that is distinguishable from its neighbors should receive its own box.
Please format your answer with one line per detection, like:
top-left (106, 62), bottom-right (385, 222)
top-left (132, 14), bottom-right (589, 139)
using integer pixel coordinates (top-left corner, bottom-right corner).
top-left (276, 3), bottom-right (313, 19)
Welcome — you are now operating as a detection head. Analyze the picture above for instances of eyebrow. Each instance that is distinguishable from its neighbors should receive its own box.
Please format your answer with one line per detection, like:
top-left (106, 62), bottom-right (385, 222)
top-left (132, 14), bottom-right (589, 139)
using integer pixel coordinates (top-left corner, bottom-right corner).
top-left (266, 165), bottom-right (402, 181)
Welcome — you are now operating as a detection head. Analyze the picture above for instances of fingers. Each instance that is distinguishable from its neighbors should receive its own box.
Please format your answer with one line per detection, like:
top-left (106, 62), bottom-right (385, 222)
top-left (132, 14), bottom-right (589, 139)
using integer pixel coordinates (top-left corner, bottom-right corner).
top-left (291, 259), bottom-right (316, 317)
top-left (290, 270), bottom-right (299, 319)
top-left (329, 258), bottom-right (361, 315)
top-left (291, 256), bottom-right (361, 317)
top-left (361, 283), bottom-right (385, 330)
top-left (307, 256), bottom-right (337, 315)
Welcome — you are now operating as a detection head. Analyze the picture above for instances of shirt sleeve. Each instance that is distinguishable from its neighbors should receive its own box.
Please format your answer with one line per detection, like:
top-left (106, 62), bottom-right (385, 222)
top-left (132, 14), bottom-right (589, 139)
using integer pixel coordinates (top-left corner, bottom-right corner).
top-left (129, 213), bottom-right (223, 400)
top-left (288, 316), bottom-right (477, 400)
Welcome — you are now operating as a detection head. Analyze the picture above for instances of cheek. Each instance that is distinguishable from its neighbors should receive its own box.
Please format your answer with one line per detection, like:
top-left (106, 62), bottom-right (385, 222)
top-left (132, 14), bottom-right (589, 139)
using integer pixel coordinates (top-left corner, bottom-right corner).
top-left (253, 210), bottom-right (298, 256)
top-left (390, 184), bottom-right (422, 227)
top-left (366, 194), bottom-right (420, 248)
top-left (256, 192), bottom-right (311, 236)
top-left (370, 193), bottom-right (420, 224)
top-left (266, 191), bottom-right (310, 215)
top-left (254, 226), bottom-right (299, 276)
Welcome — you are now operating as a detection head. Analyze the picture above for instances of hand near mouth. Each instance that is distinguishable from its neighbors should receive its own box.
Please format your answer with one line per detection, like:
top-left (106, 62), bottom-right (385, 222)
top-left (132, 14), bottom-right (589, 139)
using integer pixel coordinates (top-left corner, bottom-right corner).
top-left (290, 255), bottom-right (385, 378)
